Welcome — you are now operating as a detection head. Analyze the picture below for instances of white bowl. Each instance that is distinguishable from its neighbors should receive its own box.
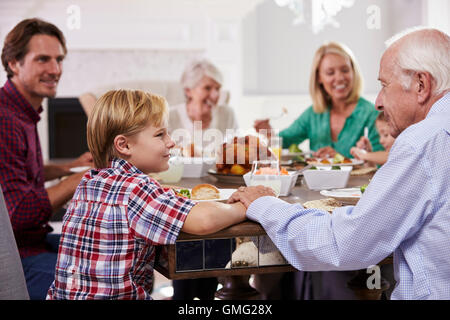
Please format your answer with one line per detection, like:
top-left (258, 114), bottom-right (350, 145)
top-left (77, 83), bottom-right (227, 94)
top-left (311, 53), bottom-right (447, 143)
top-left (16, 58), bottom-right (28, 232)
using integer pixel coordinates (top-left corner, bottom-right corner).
top-left (303, 166), bottom-right (351, 190)
top-left (181, 157), bottom-right (215, 178)
top-left (243, 171), bottom-right (299, 196)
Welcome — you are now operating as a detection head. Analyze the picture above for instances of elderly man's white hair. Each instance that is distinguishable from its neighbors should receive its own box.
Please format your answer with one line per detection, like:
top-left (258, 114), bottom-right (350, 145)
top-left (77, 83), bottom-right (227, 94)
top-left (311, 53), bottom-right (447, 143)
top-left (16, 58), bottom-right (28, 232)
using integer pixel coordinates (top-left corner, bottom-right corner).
top-left (385, 27), bottom-right (450, 95)
top-left (180, 58), bottom-right (223, 89)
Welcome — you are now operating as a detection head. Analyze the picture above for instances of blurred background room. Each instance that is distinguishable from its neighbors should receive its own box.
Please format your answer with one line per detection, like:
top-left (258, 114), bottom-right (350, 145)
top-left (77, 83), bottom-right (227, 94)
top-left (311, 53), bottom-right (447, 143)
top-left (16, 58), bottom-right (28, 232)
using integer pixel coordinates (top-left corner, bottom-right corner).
top-left (0, 0), bottom-right (448, 161)
top-left (0, 0), bottom-right (448, 300)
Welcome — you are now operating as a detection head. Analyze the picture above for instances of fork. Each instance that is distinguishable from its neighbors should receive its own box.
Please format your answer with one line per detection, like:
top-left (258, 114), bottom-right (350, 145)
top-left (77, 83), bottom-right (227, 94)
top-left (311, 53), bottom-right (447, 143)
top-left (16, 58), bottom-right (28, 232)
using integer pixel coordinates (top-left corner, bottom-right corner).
top-left (268, 107), bottom-right (288, 121)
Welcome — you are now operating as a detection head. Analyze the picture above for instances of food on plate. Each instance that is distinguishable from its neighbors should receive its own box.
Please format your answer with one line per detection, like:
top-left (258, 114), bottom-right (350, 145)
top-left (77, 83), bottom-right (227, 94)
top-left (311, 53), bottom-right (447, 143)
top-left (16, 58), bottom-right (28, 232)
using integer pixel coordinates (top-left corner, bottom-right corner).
top-left (216, 135), bottom-right (274, 175)
top-left (302, 198), bottom-right (343, 213)
top-left (230, 164), bottom-right (247, 175)
top-left (293, 155), bottom-right (306, 163)
top-left (307, 154), bottom-right (353, 165)
top-left (360, 184), bottom-right (368, 193)
top-left (182, 143), bottom-right (195, 157)
top-left (333, 153), bottom-right (353, 164)
top-left (191, 183), bottom-right (220, 200)
top-left (350, 167), bottom-right (377, 176)
top-left (288, 143), bottom-right (302, 154)
top-left (333, 153), bottom-right (345, 164)
top-left (181, 143), bottom-right (197, 157)
top-left (253, 167), bottom-right (289, 175)
top-left (175, 188), bottom-right (191, 198)
top-left (293, 163), bottom-right (307, 170)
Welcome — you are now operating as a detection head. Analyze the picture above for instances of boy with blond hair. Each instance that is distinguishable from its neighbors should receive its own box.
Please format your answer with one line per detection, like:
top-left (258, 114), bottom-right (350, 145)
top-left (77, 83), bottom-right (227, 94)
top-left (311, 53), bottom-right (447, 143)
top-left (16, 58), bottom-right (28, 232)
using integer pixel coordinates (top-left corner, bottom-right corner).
top-left (46, 89), bottom-right (251, 299)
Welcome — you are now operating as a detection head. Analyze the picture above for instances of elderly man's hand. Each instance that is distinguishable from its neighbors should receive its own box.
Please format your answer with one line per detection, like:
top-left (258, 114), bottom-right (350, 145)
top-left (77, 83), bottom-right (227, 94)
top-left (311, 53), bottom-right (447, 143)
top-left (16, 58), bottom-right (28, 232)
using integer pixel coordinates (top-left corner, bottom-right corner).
top-left (227, 186), bottom-right (276, 209)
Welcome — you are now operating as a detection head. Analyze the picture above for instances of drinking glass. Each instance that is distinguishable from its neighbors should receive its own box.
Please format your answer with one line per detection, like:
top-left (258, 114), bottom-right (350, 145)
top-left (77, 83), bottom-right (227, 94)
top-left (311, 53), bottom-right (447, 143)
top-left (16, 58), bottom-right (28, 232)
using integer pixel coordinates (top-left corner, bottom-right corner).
top-left (269, 136), bottom-right (283, 160)
top-left (158, 148), bottom-right (184, 183)
top-left (249, 160), bottom-right (282, 197)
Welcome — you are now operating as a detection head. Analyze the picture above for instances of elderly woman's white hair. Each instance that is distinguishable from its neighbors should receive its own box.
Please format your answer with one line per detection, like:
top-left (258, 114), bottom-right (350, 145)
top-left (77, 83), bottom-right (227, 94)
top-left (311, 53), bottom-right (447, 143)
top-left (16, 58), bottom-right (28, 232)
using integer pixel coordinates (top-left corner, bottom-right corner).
top-left (180, 59), bottom-right (223, 89)
top-left (386, 27), bottom-right (450, 95)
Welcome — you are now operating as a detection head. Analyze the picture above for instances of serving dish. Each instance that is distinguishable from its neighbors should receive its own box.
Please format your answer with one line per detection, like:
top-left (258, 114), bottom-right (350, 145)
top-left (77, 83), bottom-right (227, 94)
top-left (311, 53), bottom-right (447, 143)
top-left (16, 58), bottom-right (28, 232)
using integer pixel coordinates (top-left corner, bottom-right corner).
top-left (306, 158), bottom-right (364, 167)
top-left (303, 166), bottom-right (352, 190)
top-left (207, 169), bottom-right (246, 185)
top-left (243, 171), bottom-right (299, 196)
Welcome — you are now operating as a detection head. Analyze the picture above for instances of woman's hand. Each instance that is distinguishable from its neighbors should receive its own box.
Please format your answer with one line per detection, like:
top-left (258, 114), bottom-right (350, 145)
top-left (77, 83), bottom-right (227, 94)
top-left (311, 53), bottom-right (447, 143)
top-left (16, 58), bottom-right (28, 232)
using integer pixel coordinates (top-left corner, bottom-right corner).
top-left (253, 119), bottom-right (272, 134)
top-left (313, 146), bottom-right (337, 158)
top-left (227, 186), bottom-right (275, 209)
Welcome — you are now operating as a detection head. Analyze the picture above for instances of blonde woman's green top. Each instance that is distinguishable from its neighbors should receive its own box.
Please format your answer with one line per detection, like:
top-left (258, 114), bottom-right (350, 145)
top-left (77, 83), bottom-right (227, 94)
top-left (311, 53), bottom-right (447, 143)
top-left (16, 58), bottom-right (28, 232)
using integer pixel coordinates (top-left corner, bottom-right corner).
top-left (280, 97), bottom-right (384, 158)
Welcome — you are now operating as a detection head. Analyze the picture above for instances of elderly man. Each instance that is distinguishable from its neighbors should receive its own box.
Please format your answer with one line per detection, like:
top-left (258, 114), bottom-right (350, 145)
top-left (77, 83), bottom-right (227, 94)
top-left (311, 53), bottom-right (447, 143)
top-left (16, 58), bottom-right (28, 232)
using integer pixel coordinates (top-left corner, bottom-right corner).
top-left (0, 18), bottom-right (92, 299)
top-left (229, 28), bottom-right (450, 300)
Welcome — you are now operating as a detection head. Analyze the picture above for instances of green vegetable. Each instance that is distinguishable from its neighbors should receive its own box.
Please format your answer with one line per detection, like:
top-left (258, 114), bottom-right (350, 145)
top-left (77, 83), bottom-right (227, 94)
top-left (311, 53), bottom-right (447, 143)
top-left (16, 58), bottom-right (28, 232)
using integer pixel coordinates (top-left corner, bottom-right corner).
top-left (293, 155), bottom-right (305, 163)
top-left (331, 166), bottom-right (340, 170)
top-left (288, 144), bottom-right (302, 153)
top-left (309, 166), bottom-right (317, 170)
top-left (360, 184), bottom-right (368, 193)
top-left (179, 189), bottom-right (191, 198)
top-left (333, 153), bottom-right (345, 164)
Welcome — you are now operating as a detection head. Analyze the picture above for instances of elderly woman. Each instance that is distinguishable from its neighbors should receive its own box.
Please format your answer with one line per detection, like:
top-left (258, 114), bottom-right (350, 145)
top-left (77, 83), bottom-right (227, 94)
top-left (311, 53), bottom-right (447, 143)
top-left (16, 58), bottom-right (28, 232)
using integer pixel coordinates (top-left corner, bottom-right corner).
top-left (169, 59), bottom-right (238, 156)
top-left (255, 42), bottom-right (383, 159)
top-left (170, 59), bottom-right (238, 300)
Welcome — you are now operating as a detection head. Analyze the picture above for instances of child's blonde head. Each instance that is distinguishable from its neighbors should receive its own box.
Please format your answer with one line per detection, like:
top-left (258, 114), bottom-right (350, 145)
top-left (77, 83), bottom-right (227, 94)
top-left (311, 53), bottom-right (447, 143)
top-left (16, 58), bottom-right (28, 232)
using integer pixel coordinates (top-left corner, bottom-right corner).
top-left (87, 89), bottom-right (168, 168)
top-left (376, 111), bottom-right (387, 124)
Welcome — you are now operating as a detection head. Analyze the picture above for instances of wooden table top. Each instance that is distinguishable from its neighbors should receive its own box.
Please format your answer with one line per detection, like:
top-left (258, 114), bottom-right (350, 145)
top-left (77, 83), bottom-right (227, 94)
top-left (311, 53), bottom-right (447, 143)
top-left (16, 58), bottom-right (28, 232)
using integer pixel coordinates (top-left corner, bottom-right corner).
top-left (155, 170), bottom-right (390, 281)
top-left (170, 172), bottom-right (373, 241)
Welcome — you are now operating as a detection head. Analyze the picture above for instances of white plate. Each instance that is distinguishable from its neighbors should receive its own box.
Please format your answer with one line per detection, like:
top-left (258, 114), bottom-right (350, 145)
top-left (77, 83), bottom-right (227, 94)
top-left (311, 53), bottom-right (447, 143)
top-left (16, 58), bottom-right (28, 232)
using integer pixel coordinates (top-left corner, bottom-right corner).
top-left (207, 169), bottom-right (245, 184)
top-left (69, 166), bottom-right (91, 173)
top-left (307, 158), bottom-right (364, 167)
top-left (176, 188), bottom-right (237, 202)
top-left (320, 188), bottom-right (362, 204)
top-left (281, 150), bottom-right (312, 161)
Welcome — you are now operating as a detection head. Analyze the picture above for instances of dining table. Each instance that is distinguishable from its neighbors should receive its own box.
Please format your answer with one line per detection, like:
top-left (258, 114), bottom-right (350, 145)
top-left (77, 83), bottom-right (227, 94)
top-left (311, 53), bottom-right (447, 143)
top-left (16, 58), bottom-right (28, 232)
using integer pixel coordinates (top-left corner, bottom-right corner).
top-left (155, 168), bottom-right (392, 300)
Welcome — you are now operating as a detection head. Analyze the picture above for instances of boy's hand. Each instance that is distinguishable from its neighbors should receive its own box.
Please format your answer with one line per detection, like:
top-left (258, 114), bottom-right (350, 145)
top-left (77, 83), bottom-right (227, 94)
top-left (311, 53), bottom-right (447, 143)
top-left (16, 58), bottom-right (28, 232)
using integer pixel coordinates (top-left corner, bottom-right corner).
top-left (227, 186), bottom-right (276, 209)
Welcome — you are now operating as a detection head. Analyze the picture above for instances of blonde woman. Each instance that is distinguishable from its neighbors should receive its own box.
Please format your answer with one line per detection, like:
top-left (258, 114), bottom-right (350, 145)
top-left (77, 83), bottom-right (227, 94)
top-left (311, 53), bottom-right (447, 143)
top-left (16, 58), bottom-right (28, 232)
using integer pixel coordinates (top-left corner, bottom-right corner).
top-left (254, 42), bottom-right (383, 158)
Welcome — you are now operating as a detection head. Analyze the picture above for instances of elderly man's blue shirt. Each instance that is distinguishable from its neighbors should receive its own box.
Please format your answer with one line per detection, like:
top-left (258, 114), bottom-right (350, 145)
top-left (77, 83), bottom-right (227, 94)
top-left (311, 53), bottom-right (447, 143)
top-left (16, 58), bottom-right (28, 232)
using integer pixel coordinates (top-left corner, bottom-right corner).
top-left (247, 93), bottom-right (450, 300)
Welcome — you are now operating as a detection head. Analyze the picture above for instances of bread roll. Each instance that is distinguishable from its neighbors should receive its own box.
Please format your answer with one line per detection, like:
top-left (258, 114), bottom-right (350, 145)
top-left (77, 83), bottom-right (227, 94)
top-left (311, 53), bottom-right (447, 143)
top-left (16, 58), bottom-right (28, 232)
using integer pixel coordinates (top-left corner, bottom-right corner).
top-left (191, 183), bottom-right (220, 200)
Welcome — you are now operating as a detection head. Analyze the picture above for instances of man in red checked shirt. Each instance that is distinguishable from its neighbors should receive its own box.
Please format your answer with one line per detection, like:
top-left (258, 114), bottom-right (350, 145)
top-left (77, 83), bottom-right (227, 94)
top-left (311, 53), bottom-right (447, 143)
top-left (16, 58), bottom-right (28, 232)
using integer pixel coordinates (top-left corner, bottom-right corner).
top-left (0, 18), bottom-right (93, 300)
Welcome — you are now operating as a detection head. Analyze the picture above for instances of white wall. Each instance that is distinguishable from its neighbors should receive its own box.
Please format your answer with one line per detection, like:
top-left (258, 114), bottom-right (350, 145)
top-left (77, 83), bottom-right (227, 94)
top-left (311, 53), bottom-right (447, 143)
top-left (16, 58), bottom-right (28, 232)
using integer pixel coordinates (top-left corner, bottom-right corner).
top-left (242, 0), bottom-right (425, 95)
top-left (0, 0), bottom-right (264, 160)
top-left (0, 0), bottom-right (448, 160)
